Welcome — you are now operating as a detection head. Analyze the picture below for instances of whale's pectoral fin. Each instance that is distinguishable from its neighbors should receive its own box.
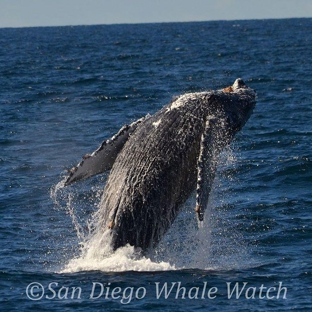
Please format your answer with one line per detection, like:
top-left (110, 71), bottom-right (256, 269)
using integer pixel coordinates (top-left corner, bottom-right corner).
top-left (195, 117), bottom-right (233, 223)
top-left (64, 115), bottom-right (150, 186)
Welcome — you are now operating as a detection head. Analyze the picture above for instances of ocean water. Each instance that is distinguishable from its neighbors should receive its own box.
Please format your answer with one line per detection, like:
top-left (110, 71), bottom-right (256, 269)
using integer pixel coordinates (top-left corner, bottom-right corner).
top-left (1, 18), bottom-right (311, 311)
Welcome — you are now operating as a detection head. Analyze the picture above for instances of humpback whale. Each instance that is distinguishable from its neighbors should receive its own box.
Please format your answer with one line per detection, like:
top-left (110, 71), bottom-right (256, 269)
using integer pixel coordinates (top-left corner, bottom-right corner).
top-left (64, 78), bottom-right (256, 252)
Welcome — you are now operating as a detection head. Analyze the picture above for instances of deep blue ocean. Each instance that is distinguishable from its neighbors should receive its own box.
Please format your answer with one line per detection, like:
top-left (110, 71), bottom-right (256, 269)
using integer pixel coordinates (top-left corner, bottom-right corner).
top-left (1, 18), bottom-right (311, 311)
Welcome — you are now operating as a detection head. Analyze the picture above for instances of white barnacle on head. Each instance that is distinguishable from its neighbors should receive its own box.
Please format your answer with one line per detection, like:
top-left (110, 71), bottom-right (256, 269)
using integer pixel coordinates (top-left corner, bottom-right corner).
top-left (166, 92), bottom-right (206, 113)
top-left (166, 95), bottom-right (187, 112)
top-left (153, 119), bottom-right (162, 128)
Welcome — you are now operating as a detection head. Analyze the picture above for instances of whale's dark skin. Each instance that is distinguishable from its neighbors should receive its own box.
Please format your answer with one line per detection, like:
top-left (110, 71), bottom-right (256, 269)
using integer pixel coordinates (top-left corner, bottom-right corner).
top-left (64, 78), bottom-right (256, 252)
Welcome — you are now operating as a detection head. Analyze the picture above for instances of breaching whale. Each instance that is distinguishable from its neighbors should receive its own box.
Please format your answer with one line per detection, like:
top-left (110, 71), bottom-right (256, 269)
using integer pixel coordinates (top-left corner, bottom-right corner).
top-left (64, 78), bottom-right (256, 252)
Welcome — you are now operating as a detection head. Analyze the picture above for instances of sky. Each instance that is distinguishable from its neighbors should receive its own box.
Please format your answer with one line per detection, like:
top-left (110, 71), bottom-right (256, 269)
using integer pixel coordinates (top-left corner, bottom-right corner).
top-left (0, 0), bottom-right (312, 28)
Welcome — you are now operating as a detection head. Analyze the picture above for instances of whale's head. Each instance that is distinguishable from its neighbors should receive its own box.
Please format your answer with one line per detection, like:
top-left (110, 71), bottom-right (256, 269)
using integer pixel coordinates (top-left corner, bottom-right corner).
top-left (218, 78), bottom-right (256, 132)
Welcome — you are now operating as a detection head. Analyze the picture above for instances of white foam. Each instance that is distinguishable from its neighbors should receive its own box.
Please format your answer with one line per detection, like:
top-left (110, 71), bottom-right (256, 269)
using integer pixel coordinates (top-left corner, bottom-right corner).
top-left (61, 244), bottom-right (176, 273)
top-left (59, 227), bottom-right (176, 273)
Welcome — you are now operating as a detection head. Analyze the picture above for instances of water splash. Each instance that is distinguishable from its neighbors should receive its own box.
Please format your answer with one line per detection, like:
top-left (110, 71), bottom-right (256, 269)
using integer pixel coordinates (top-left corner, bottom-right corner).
top-left (50, 178), bottom-right (66, 207)
top-left (50, 177), bottom-right (88, 241)
top-left (62, 243), bottom-right (176, 273)
top-left (51, 147), bottom-right (252, 273)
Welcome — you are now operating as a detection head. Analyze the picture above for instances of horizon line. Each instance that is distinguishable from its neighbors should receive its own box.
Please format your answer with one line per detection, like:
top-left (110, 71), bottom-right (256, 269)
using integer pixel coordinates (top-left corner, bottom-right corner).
top-left (0, 16), bottom-right (311, 30)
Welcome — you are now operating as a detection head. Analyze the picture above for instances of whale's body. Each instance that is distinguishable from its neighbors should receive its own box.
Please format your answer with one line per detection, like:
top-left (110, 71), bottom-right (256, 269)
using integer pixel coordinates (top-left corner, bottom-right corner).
top-left (65, 79), bottom-right (256, 251)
